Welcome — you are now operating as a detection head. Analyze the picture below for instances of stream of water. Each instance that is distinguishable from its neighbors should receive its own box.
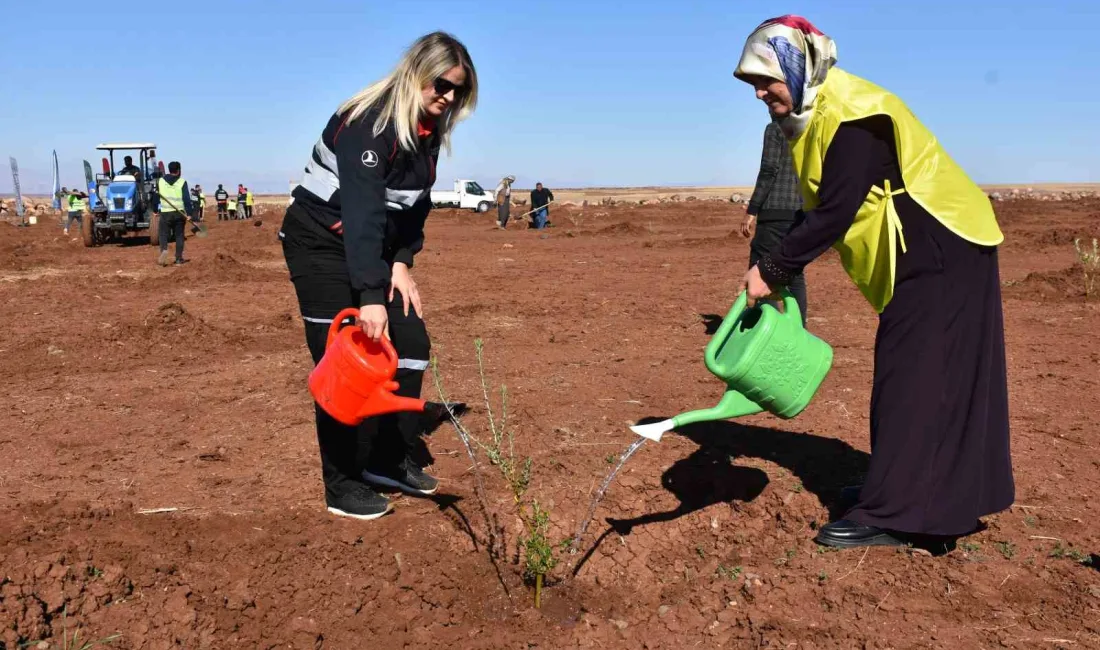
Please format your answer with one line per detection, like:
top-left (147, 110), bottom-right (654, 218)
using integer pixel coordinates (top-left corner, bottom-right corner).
top-left (569, 437), bottom-right (648, 554)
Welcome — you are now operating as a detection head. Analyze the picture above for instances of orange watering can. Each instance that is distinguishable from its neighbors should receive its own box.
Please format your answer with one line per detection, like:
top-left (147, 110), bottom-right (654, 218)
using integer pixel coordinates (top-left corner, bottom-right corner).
top-left (309, 308), bottom-right (433, 426)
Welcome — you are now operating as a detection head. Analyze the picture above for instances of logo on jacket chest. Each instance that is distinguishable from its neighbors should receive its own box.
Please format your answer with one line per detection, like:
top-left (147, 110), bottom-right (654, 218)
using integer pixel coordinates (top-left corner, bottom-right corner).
top-left (361, 150), bottom-right (379, 168)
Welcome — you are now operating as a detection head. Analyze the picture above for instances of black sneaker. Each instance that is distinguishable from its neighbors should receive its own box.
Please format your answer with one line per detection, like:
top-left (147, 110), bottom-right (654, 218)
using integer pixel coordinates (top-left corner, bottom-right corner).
top-left (174, 258), bottom-right (190, 265)
top-left (326, 484), bottom-right (392, 520)
top-left (363, 458), bottom-right (438, 496)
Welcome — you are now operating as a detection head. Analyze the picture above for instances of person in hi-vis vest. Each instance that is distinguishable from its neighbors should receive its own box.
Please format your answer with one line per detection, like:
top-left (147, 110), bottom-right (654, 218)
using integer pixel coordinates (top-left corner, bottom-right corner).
top-left (214, 184), bottom-right (229, 220)
top-left (734, 15), bottom-right (1012, 550)
top-left (154, 161), bottom-right (194, 266)
top-left (192, 184), bottom-right (206, 222)
top-left (64, 190), bottom-right (87, 236)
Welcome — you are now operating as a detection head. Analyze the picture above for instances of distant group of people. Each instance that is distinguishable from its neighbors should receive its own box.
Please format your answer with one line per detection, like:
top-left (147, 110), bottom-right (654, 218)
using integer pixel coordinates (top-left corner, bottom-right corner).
top-left (210, 183), bottom-right (255, 221)
top-left (494, 177), bottom-right (554, 230)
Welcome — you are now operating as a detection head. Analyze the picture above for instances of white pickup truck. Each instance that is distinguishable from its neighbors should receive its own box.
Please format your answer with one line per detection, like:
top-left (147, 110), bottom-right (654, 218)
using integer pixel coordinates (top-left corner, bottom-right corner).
top-left (430, 179), bottom-right (496, 212)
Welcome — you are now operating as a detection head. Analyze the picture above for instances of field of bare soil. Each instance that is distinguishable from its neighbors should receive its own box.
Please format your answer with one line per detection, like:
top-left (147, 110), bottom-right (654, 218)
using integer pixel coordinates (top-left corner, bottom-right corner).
top-left (2, 198), bottom-right (1099, 649)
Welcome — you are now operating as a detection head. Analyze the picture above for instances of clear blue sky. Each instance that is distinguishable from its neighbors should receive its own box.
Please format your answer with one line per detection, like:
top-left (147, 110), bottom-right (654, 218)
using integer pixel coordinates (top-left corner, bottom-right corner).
top-left (2, 0), bottom-right (1097, 194)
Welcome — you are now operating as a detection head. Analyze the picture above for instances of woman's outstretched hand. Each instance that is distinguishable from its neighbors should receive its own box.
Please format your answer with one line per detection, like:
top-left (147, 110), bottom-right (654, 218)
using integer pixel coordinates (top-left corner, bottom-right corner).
top-left (740, 264), bottom-right (775, 308)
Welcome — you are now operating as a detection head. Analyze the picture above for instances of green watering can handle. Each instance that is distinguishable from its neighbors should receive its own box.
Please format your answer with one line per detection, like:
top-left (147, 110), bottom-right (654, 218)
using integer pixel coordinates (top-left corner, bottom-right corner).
top-left (704, 289), bottom-right (802, 378)
top-left (704, 291), bottom-right (748, 367)
top-left (780, 290), bottom-right (801, 327)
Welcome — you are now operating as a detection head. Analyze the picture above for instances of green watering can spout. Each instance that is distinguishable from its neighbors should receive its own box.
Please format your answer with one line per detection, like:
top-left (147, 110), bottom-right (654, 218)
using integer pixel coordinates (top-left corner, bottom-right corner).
top-left (631, 389), bottom-right (764, 442)
top-left (631, 290), bottom-right (833, 443)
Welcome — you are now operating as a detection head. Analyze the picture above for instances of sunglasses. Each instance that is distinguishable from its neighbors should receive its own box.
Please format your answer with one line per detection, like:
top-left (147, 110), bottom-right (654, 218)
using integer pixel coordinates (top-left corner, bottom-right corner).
top-left (432, 77), bottom-right (466, 98)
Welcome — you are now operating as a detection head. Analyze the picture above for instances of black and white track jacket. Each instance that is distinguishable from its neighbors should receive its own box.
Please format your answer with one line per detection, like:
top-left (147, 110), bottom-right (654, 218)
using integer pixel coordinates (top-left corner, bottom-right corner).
top-left (289, 107), bottom-right (438, 305)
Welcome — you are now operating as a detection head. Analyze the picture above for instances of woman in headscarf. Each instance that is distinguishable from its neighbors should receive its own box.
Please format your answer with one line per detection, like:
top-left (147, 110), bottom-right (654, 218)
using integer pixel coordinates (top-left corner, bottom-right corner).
top-left (495, 175), bottom-right (515, 229)
top-left (733, 16), bottom-right (1013, 548)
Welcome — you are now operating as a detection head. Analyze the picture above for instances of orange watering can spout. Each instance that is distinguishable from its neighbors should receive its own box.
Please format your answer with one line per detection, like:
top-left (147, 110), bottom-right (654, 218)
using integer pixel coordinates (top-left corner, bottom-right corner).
top-left (309, 308), bottom-right (428, 426)
top-left (357, 382), bottom-right (427, 421)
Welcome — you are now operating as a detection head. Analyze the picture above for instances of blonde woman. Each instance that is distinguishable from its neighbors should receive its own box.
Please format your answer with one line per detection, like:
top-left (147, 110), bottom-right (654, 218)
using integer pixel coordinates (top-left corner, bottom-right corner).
top-left (280, 32), bottom-right (478, 520)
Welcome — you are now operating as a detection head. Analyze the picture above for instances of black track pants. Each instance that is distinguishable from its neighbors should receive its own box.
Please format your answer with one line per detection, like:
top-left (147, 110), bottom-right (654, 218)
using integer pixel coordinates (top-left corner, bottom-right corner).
top-left (280, 208), bottom-right (431, 498)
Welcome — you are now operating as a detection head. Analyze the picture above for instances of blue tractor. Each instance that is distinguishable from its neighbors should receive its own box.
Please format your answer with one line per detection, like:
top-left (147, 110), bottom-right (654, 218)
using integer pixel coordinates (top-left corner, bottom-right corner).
top-left (82, 143), bottom-right (164, 247)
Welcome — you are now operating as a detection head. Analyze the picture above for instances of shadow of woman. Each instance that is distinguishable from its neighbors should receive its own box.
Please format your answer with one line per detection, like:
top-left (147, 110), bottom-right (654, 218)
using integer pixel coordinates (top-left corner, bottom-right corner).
top-left (572, 419), bottom-right (872, 575)
top-left (676, 419), bottom-right (871, 519)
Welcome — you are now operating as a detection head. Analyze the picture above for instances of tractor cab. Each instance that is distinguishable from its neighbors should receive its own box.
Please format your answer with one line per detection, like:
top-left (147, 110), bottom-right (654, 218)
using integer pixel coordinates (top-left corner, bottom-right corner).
top-left (82, 143), bottom-right (164, 247)
top-left (97, 143), bottom-right (160, 223)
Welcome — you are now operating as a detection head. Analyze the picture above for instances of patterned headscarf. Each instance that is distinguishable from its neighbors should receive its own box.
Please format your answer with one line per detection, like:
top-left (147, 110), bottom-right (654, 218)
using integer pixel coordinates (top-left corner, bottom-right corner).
top-left (734, 16), bottom-right (838, 138)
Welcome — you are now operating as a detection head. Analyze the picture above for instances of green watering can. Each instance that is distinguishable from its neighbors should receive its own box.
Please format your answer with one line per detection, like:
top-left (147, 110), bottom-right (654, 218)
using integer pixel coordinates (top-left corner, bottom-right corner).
top-left (630, 291), bottom-right (833, 442)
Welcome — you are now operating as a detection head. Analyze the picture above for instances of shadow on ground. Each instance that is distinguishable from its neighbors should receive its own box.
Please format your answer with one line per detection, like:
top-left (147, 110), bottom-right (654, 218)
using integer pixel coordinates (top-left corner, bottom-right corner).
top-left (573, 420), bottom-right (871, 575)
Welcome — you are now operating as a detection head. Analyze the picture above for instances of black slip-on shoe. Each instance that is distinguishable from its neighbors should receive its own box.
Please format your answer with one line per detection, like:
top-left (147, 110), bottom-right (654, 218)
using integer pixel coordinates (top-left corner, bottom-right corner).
top-left (815, 519), bottom-right (905, 548)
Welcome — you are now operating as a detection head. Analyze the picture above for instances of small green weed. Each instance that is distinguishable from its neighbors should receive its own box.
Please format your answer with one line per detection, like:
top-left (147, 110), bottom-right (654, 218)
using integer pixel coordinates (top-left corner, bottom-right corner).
top-left (716, 565), bottom-right (743, 581)
top-left (960, 542), bottom-right (980, 554)
top-left (1074, 237), bottom-right (1100, 297)
top-left (995, 541), bottom-right (1017, 560)
top-left (24, 607), bottom-right (121, 650)
top-left (1050, 542), bottom-right (1089, 564)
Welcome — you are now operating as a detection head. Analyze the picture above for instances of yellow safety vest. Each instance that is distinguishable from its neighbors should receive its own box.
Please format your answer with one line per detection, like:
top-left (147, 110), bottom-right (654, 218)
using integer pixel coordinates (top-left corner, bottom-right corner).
top-left (68, 196), bottom-right (86, 212)
top-left (245, 191), bottom-right (254, 206)
top-left (788, 68), bottom-right (1003, 312)
top-left (198, 192), bottom-right (206, 206)
top-left (228, 198), bottom-right (237, 210)
top-left (157, 177), bottom-right (189, 213)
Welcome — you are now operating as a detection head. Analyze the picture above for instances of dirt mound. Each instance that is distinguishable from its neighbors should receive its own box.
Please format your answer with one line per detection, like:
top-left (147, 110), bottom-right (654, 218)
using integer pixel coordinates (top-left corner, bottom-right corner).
top-left (142, 302), bottom-right (209, 332)
top-left (589, 222), bottom-right (653, 237)
top-left (1006, 228), bottom-right (1100, 249)
top-left (140, 253), bottom-right (282, 289)
top-left (112, 302), bottom-right (252, 352)
top-left (1003, 264), bottom-right (1096, 302)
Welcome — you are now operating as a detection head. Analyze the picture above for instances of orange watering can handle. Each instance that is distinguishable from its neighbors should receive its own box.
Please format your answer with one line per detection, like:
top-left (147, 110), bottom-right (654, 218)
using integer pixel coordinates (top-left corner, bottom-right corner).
top-left (326, 308), bottom-right (363, 347)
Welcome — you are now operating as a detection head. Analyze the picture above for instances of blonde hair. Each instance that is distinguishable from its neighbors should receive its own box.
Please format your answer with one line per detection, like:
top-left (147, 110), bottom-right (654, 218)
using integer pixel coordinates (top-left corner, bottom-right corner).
top-left (338, 31), bottom-right (478, 154)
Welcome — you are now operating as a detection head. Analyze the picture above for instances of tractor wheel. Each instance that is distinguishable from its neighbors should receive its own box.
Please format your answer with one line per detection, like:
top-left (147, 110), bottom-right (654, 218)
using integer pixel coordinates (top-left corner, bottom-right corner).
top-left (477, 202), bottom-right (490, 213)
top-left (81, 215), bottom-right (96, 247)
top-left (148, 212), bottom-right (160, 246)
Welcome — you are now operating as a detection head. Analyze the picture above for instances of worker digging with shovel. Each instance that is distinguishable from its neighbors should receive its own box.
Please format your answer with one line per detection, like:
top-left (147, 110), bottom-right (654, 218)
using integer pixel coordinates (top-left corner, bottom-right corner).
top-left (155, 161), bottom-right (197, 266)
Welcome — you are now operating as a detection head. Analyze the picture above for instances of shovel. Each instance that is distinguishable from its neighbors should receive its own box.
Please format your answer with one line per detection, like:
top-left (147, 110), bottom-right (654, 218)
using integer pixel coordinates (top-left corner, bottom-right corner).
top-left (513, 199), bottom-right (555, 220)
top-left (159, 194), bottom-right (209, 237)
top-left (187, 217), bottom-right (209, 237)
